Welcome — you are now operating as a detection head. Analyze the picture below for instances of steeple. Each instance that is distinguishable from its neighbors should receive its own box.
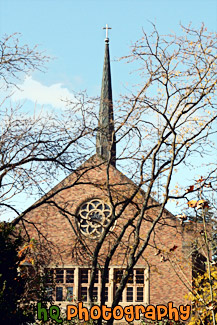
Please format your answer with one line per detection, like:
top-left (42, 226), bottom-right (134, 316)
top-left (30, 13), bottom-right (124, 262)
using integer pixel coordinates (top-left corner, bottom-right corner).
top-left (96, 25), bottom-right (116, 167)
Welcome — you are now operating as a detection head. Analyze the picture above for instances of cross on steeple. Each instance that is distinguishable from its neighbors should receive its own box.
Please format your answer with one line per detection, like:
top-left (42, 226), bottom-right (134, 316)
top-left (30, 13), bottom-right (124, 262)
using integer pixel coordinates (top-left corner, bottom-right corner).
top-left (103, 24), bottom-right (112, 41)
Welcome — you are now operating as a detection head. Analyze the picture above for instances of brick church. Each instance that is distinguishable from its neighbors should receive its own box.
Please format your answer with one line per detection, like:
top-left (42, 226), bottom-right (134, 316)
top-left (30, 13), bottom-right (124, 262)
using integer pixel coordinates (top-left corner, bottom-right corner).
top-left (17, 28), bottom-right (197, 316)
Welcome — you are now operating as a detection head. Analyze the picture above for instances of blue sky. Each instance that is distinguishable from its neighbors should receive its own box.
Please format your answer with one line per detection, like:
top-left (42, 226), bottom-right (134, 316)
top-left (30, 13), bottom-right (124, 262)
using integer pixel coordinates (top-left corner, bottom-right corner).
top-left (1, 0), bottom-right (217, 99)
top-left (0, 0), bottom-right (217, 217)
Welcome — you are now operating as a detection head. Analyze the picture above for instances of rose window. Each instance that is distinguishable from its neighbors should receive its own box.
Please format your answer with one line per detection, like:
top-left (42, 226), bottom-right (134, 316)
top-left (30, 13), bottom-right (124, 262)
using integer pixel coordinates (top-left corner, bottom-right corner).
top-left (77, 199), bottom-right (112, 237)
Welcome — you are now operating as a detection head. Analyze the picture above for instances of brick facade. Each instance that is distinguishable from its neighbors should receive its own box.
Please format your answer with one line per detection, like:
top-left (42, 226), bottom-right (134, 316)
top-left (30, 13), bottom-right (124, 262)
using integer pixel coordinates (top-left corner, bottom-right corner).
top-left (18, 154), bottom-right (195, 309)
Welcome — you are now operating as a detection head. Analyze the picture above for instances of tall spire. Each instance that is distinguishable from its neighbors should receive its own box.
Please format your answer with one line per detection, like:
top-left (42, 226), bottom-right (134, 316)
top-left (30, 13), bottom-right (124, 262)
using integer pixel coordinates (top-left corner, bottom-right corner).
top-left (96, 25), bottom-right (116, 166)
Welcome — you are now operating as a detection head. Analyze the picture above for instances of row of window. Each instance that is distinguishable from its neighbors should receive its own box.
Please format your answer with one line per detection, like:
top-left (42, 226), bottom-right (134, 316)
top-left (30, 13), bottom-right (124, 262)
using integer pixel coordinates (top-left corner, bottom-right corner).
top-left (54, 286), bottom-right (109, 302)
top-left (46, 269), bottom-right (74, 284)
top-left (46, 268), bottom-right (144, 284)
top-left (54, 285), bottom-right (143, 302)
top-left (45, 268), bottom-right (146, 303)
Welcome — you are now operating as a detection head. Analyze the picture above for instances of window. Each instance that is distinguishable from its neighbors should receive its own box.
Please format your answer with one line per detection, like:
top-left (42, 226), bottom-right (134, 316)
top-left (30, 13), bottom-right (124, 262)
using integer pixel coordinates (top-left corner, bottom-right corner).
top-left (45, 267), bottom-right (147, 303)
top-left (56, 269), bottom-right (64, 283)
top-left (45, 268), bottom-right (74, 301)
top-left (81, 269), bottom-right (88, 283)
top-left (79, 268), bottom-right (110, 303)
top-left (136, 269), bottom-right (144, 283)
top-left (93, 269), bottom-right (99, 283)
top-left (56, 287), bottom-right (63, 301)
top-left (114, 268), bottom-right (145, 303)
top-left (114, 269), bottom-right (123, 283)
top-left (127, 287), bottom-right (133, 302)
top-left (137, 287), bottom-right (144, 302)
top-left (67, 287), bottom-right (73, 302)
top-left (77, 199), bottom-right (114, 238)
top-left (128, 270), bottom-right (134, 283)
top-left (93, 287), bottom-right (98, 301)
top-left (80, 287), bottom-right (87, 302)
top-left (66, 270), bottom-right (74, 283)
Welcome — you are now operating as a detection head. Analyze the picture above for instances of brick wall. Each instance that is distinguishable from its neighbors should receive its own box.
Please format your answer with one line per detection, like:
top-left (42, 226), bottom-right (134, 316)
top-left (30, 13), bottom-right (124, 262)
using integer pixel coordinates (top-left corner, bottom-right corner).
top-left (17, 155), bottom-right (194, 307)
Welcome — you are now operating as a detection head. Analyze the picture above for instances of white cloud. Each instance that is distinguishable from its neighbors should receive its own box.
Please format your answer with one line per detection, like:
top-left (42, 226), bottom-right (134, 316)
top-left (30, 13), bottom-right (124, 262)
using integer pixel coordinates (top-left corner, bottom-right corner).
top-left (12, 76), bottom-right (76, 109)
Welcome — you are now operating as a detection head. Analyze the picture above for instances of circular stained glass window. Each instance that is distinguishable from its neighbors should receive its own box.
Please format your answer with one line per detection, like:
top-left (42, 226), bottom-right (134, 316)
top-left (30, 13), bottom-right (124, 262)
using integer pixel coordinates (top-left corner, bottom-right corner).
top-left (77, 199), bottom-right (112, 238)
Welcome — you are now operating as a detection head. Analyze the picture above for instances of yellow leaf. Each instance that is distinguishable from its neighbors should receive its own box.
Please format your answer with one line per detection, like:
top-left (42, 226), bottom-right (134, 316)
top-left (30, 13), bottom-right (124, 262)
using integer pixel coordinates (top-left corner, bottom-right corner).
top-left (187, 200), bottom-right (197, 208)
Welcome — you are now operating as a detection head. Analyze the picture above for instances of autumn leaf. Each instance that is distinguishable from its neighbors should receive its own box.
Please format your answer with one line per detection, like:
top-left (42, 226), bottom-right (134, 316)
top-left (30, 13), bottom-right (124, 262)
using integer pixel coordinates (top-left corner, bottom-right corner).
top-left (187, 200), bottom-right (198, 208)
top-left (186, 266), bottom-right (217, 324)
top-left (186, 185), bottom-right (194, 193)
top-left (19, 257), bottom-right (34, 266)
top-left (196, 176), bottom-right (205, 183)
top-left (196, 199), bottom-right (209, 210)
top-left (18, 245), bottom-right (28, 257)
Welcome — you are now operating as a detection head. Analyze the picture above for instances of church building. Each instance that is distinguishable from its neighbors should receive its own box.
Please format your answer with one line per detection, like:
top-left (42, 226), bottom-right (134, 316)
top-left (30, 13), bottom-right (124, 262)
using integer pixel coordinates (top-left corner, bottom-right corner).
top-left (18, 27), bottom-right (197, 318)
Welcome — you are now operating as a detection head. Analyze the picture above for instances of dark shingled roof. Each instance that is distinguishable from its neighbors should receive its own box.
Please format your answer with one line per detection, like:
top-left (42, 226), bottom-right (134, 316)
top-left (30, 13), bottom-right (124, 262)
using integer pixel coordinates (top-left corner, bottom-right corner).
top-left (96, 38), bottom-right (116, 166)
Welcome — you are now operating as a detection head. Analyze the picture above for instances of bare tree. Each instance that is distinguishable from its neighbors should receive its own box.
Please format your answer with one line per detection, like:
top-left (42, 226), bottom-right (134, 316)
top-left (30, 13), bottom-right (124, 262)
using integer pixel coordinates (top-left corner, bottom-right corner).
top-left (0, 33), bottom-right (105, 323)
top-left (0, 33), bottom-right (48, 87)
top-left (73, 23), bottom-right (217, 324)
top-left (10, 24), bottom-right (217, 324)
top-left (0, 34), bottom-right (98, 222)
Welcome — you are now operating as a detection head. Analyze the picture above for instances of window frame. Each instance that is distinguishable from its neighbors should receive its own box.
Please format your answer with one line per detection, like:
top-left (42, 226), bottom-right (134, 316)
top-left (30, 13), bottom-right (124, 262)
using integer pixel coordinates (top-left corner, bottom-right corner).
top-left (114, 268), bottom-right (145, 303)
top-left (79, 268), bottom-right (109, 303)
top-left (45, 268), bottom-right (75, 302)
top-left (45, 267), bottom-right (148, 304)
